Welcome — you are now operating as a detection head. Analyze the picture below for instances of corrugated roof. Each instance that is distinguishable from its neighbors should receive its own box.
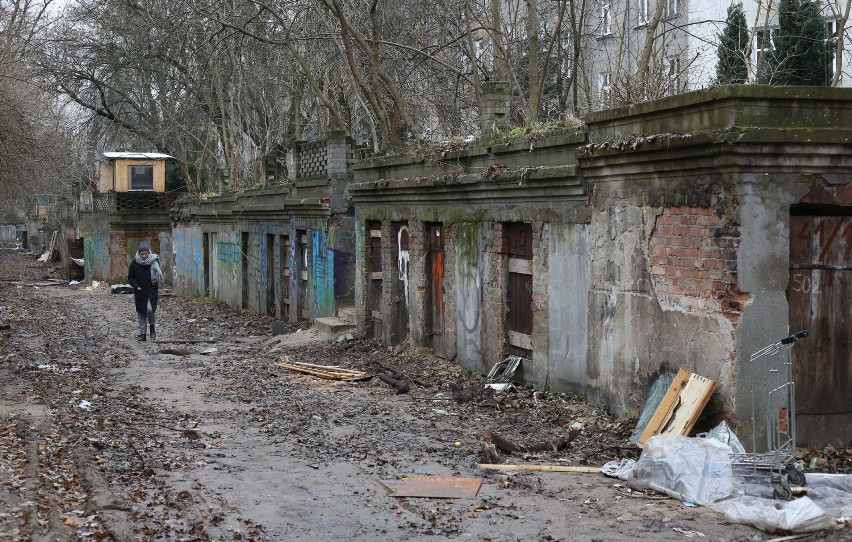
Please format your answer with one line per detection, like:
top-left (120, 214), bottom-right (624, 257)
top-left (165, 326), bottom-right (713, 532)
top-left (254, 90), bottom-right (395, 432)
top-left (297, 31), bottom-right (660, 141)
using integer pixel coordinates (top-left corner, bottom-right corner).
top-left (101, 152), bottom-right (175, 160)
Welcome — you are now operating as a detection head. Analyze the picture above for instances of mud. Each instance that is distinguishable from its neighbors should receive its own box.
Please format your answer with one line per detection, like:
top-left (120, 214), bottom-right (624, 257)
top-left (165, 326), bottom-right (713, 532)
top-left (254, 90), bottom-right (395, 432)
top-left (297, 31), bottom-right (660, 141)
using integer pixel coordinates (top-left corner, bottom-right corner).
top-left (0, 249), bottom-right (848, 541)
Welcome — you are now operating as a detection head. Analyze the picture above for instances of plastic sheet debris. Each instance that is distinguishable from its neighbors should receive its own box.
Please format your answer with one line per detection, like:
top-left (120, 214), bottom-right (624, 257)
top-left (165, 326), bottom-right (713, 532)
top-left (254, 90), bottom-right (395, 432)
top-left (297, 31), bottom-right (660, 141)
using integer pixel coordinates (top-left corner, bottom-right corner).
top-left (110, 284), bottom-right (133, 294)
top-left (77, 400), bottom-right (92, 410)
top-left (709, 473), bottom-right (852, 533)
top-left (696, 420), bottom-right (746, 454)
top-left (72, 257), bottom-right (85, 267)
top-left (627, 435), bottom-right (735, 505)
top-left (630, 376), bottom-right (671, 444)
top-left (601, 458), bottom-right (636, 480)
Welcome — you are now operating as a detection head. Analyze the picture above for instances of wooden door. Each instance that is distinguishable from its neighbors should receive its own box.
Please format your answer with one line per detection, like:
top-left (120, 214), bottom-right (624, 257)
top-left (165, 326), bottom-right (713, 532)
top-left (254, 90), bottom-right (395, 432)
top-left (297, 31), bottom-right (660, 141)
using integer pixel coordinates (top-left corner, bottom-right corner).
top-left (788, 214), bottom-right (852, 446)
top-left (280, 234), bottom-right (291, 319)
top-left (506, 223), bottom-right (533, 357)
top-left (210, 233), bottom-right (219, 298)
top-left (428, 225), bottom-right (445, 356)
top-left (266, 234), bottom-right (275, 315)
top-left (241, 232), bottom-right (249, 310)
top-left (297, 230), bottom-right (309, 320)
top-left (367, 222), bottom-right (383, 336)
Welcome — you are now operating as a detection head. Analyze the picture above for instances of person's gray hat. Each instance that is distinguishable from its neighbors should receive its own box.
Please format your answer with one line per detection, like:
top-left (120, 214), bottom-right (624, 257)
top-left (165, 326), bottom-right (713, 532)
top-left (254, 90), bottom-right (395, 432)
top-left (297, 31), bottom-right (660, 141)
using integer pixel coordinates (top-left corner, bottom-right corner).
top-left (138, 241), bottom-right (151, 252)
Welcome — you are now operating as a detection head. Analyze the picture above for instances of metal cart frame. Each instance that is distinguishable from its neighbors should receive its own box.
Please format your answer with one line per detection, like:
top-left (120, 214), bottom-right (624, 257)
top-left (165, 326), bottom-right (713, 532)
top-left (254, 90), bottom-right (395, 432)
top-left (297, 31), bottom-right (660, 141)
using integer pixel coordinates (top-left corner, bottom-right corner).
top-left (731, 331), bottom-right (809, 500)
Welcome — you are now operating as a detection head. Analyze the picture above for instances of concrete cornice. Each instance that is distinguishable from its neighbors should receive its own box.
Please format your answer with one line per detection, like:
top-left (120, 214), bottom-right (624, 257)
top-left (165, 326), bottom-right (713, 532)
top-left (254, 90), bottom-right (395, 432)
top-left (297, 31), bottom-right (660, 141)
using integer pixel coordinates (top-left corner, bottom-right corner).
top-left (350, 165), bottom-right (586, 207)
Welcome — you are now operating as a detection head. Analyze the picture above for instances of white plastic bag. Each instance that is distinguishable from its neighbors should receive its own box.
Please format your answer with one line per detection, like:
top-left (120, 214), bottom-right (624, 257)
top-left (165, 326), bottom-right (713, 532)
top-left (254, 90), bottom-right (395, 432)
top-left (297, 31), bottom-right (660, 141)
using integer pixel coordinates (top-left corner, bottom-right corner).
top-left (628, 435), bottom-right (734, 505)
top-left (696, 420), bottom-right (745, 454)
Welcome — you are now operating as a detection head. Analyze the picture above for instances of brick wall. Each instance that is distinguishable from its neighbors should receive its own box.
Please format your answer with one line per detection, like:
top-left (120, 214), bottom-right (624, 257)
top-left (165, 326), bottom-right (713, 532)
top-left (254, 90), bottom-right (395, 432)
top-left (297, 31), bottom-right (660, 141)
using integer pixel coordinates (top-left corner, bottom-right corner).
top-left (649, 207), bottom-right (748, 324)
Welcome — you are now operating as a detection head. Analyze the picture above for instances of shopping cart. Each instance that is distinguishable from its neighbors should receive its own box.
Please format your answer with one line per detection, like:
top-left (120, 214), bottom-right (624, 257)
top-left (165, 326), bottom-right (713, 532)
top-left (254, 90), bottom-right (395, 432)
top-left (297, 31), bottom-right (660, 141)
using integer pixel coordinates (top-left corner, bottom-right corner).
top-left (731, 331), bottom-right (809, 500)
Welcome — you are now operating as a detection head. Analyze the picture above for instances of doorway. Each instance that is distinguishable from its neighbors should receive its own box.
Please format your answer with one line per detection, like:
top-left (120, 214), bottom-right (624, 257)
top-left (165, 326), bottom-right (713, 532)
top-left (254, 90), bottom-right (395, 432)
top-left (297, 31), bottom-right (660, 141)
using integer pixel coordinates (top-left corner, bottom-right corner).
top-left (788, 212), bottom-right (852, 446)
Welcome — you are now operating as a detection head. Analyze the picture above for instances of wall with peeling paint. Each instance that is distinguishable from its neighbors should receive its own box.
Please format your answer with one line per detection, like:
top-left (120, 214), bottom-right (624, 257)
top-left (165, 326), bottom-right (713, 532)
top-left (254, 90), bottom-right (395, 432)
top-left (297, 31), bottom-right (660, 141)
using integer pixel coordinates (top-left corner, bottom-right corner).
top-left (173, 224), bottom-right (205, 295)
top-left (351, 86), bottom-right (852, 449)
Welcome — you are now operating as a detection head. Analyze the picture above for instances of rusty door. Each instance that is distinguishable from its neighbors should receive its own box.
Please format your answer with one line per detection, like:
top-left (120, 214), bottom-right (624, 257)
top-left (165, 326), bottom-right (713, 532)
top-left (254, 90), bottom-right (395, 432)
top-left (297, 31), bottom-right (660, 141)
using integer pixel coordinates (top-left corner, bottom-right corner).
top-left (506, 223), bottom-right (533, 357)
top-left (788, 214), bottom-right (852, 446)
top-left (428, 225), bottom-right (446, 356)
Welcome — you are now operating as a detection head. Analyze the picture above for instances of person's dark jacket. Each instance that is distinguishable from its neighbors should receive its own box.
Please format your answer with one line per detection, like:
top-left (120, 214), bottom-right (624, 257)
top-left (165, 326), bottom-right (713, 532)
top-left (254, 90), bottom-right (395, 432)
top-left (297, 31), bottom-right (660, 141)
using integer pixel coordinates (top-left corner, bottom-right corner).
top-left (128, 259), bottom-right (159, 314)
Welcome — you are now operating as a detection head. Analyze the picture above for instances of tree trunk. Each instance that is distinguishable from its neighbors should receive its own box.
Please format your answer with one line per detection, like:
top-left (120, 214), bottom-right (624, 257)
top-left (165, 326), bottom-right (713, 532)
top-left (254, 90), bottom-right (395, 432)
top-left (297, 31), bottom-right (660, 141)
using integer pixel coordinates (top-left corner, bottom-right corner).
top-left (635, 0), bottom-right (667, 93)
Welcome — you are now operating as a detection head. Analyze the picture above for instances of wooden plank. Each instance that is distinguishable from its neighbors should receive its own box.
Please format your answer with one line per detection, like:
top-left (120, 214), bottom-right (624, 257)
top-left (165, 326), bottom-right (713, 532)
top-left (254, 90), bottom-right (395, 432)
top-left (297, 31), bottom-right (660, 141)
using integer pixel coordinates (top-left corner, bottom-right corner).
top-left (476, 464), bottom-right (600, 473)
top-left (507, 331), bottom-right (532, 350)
top-left (509, 258), bottom-right (533, 275)
top-left (371, 271), bottom-right (383, 280)
top-left (393, 477), bottom-right (482, 499)
top-left (276, 362), bottom-right (370, 381)
top-left (369, 230), bottom-right (382, 238)
top-left (638, 368), bottom-right (718, 447)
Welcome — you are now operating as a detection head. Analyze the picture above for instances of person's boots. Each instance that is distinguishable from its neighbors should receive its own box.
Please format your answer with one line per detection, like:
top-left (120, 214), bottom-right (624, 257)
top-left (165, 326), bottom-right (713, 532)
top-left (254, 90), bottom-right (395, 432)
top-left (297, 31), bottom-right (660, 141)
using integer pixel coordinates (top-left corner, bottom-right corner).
top-left (149, 325), bottom-right (156, 340)
top-left (137, 333), bottom-right (146, 341)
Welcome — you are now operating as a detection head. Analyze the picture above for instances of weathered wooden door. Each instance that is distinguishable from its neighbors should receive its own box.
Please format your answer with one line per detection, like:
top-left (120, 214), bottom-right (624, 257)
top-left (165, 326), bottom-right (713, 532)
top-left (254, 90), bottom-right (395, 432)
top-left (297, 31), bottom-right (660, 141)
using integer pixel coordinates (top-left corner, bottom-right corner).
top-left (506, 223), bottom-right (533, 357)
top-left (266, 234), bottom-right (275, 315)
top-left (297, 230), bottom-right (310, 320)
top-left (428, 225), bottom-right (445, 356)
top-left (367, 222), bottom-right (383, 337)
top-left (210, 233), bottom-right (219, 298)
top-left (241, 232), bottom-right (250, 310)
top-left (280, 234), bottom-right (291, 320)
top-left (788, 214), bottom-right (852, 447)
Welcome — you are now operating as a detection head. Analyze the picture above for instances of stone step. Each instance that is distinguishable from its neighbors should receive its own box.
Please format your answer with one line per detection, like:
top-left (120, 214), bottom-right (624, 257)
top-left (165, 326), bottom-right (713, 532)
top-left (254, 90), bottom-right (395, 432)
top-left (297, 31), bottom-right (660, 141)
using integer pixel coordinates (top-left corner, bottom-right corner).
top-left (337, 306), bottom-right (356, 324)
top-left (313, 316), bottom-right (355, 334)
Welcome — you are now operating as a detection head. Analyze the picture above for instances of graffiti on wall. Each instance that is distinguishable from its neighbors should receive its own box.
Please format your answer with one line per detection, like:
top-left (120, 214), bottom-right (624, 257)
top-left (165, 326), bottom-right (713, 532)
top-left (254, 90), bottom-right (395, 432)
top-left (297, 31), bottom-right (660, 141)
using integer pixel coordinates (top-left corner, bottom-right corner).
top-left (398, 225), bottom-right (410, 306)
top-left (217, 241), bottom-right (241, 272)
top-left (173, 229), bottom-right (204, 294)
top-left (455, 223), bottom-right (482, 363)
top-left (312, 229), bottom-right (334, 316)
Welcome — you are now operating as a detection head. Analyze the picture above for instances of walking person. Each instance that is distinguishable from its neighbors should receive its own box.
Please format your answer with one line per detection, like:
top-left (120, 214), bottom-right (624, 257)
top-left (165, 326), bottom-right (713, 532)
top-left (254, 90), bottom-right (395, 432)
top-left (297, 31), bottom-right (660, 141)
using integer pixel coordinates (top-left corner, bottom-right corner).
top-left (128, 241), bottom-right (163, 341)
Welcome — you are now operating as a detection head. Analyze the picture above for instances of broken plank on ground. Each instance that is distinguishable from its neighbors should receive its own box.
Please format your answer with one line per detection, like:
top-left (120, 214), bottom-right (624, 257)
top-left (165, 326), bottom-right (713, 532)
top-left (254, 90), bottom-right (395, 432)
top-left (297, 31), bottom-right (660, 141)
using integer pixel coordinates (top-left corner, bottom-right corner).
top-left (276, 361), bottom-right (370, 381)
top-left (392, 476), bottom-right (483, 499)
top-left (476, 464), bottom-right (600, 473)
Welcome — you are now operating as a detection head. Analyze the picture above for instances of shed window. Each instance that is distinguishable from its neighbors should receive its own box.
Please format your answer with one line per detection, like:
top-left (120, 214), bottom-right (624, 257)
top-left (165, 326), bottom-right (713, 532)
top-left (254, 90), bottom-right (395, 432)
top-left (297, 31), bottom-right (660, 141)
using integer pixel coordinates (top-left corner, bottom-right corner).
top-left (130, 166), bottom-right (154, 190)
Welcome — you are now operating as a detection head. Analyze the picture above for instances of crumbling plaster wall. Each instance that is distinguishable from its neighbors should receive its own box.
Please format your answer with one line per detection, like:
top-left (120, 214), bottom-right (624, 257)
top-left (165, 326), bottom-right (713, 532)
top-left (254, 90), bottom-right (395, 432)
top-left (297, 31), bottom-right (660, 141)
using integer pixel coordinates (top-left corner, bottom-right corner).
top-left (586, 195), bottom-right (740, 416)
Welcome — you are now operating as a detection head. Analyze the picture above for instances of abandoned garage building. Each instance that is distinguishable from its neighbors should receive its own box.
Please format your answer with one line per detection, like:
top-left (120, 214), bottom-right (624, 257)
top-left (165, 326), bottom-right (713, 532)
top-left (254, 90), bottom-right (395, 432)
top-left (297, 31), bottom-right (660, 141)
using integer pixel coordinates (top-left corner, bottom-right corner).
top-left (169, 86), bottom-right (851, 448)
top-left (349, 86), bottom-right (851, 448)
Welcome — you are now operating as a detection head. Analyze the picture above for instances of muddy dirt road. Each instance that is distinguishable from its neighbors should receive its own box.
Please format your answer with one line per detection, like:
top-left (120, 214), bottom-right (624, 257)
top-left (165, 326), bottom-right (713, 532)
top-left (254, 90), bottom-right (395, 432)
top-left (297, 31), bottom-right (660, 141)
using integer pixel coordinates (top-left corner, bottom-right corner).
top-left (0, 249), bottom-right (844, 541)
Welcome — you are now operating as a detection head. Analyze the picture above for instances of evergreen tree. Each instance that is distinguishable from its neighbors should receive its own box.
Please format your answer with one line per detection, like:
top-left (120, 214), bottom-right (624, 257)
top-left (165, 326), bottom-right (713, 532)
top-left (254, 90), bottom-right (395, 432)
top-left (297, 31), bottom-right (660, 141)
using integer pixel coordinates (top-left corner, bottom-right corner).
top-left (771, 0), bottom-right (832, 85)
top-left (715, 3), bottom-right (749, 84)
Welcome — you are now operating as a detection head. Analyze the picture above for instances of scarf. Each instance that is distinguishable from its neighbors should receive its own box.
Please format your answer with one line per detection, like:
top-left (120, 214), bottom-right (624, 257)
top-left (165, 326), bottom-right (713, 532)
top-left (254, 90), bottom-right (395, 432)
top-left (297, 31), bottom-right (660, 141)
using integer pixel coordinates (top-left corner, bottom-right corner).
top-left (135, 251), bottom-right (164, 285)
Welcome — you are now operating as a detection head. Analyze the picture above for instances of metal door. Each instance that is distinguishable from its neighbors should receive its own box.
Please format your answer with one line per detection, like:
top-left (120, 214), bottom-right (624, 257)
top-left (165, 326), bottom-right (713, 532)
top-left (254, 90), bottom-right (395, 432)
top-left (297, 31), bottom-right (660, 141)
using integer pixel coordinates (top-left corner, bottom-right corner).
top-left (788, 214), bottom-right (852, 446)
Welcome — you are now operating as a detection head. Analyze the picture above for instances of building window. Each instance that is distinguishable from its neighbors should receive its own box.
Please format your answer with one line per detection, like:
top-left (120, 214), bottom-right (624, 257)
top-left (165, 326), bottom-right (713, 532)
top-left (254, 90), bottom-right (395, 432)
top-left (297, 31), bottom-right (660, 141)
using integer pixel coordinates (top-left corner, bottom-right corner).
top-left (665, 0), bottom-right (679, 18)
top-left (638, 0), bottom-right (649, 25)
top-left (754, 27), bottom-right (779, 55)
top-left (826, 19), bottom-right (838, 41)
top-left (601, 2), bottom-right (612, 35)
top-left (599, 71), bottom-right (612, 104)
top-left (129, 166), bottom-right (154, 190)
